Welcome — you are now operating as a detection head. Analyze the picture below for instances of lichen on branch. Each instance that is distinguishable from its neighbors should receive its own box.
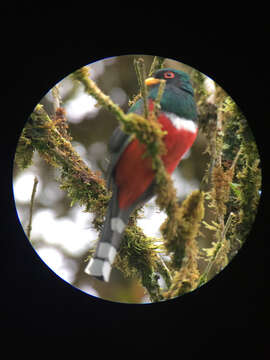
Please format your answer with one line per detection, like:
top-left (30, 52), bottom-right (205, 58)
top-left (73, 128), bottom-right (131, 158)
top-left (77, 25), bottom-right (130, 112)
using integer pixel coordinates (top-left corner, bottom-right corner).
top-left (197, 87), bottom-right (261, 284)
top-left (15, 103), bottom-right (110, 230)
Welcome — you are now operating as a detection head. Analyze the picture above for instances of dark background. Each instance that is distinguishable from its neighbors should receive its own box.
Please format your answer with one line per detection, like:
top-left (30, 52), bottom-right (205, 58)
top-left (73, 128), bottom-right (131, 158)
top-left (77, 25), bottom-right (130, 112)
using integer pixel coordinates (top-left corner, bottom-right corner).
top-left (0, 20), bottom-right (268, 356)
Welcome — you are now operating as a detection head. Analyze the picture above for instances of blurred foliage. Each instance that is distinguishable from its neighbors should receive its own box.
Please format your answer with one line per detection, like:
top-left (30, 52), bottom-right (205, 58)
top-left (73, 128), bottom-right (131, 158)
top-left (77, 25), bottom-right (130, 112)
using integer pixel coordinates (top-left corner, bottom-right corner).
top-left (13, 55), bottom-right (261, 303)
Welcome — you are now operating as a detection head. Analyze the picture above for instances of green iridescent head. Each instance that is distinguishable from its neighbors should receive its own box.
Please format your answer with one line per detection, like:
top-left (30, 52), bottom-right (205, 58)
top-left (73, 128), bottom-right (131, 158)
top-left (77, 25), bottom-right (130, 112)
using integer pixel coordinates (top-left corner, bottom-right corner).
top-left (130, 68), bottom-right (197, 121)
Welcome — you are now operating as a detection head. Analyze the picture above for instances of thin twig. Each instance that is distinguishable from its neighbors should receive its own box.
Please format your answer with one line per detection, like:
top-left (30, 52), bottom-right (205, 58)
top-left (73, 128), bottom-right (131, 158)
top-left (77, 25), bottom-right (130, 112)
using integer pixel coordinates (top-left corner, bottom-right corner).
top-left (26, 176), bottom-right (38, 240)
top-left (198, 211), bottom-right (234, 285)
top-left (154, 79), bottom-right (166, 115)
top-left (52, 85), bottom-right (61, 113)
top-left (133, 57), bottom-right (142, 90)
top-left (134, 58), bottom-right (149, 119)
top-left (149, 56), bottom-right (165, 76)
top-left (231, 147), bottom-right (242, 170)
top-left (221, 211), bottom-right (234, 240)
top-left (156, 253), bottom-right (172, 288)
top-left (72, 67), bottom-right (126, 123)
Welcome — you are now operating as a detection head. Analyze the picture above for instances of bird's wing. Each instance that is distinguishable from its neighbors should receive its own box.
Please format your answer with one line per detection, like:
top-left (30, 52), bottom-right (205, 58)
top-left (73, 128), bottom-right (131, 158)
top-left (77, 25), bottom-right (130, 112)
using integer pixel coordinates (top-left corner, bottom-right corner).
top-left (106, 98), bottom-right (144, 189)
top-left (106, 126), bottom-right (132, 189)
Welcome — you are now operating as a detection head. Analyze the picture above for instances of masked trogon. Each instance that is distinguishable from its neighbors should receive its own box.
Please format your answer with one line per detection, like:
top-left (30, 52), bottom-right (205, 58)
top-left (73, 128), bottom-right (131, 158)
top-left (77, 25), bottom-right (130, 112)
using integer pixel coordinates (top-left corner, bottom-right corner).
top-left (85, 68), bottom-right (198, 281)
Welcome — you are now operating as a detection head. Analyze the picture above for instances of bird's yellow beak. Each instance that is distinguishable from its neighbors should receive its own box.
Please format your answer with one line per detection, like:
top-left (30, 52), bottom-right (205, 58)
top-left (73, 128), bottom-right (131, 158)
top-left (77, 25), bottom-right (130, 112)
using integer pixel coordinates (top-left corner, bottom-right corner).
top-left (144, 77), bottom-right (162, 86)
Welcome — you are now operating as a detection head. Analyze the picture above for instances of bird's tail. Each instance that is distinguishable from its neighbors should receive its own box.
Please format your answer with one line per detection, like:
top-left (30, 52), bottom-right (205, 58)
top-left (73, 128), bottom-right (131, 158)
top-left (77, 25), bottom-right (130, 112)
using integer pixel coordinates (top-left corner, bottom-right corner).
top-left (84, 191), bottom-right (129, 282)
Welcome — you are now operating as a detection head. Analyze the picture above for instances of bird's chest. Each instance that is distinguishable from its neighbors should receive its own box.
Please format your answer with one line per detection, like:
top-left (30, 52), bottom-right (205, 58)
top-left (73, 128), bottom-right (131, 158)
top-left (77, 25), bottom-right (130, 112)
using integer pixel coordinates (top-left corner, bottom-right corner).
top-left (114, 110), bottom-right (198, 209)
top-left (158, 112), bottom-right (198, 173)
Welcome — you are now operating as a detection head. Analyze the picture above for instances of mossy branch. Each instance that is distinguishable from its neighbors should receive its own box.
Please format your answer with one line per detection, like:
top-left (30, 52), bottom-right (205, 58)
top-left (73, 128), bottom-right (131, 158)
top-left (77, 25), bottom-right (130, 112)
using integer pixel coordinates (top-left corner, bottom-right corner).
top-left (16, 104), bottom-right (110, 230)
top-left (198, 212), bottom-right (234, 286)
top-left (149, 56), bottom-right (165, 76)
top-left (115, 216), bottom-right (164, 302)
top-left (162, 190), bottom-right (205, 298)
top-left (72, 67), bottom-right (126, 123)
top-left (197, 86), bottom-right (261, 284)
top-left (134, 57), bottom-right (149, 119)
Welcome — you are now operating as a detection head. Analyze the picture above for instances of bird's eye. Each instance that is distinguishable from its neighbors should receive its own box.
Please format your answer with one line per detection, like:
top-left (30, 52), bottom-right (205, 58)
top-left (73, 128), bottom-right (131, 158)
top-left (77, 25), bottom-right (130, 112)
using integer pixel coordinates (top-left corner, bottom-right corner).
top-left (164, 71), bottom-right (175, 79)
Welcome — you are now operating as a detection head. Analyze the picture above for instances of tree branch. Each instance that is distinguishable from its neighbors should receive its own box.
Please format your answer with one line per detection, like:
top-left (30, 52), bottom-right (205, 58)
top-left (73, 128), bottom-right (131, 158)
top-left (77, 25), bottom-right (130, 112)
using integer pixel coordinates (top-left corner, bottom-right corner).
top-left (26, 176), bottom-right (38, 240)
top-left (134, 57), bottom-right (149, 119)
top-left (17, 104), bottom-right (110, 230)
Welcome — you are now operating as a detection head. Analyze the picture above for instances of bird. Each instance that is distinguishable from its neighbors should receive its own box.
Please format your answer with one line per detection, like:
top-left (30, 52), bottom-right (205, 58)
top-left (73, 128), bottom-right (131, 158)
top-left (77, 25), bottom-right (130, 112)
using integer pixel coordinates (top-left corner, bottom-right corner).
top-left (85, 68), bottom-right (198, 282)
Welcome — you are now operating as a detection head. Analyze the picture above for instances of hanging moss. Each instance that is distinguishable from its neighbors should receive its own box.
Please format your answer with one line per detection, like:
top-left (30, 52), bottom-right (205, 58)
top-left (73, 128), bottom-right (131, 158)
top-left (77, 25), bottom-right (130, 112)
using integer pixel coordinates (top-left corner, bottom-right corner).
top-left (162, 191), bottom-right (205, 299)
top-left (161, 190), bottom-right (205, 270)
top-left (114, 218), bottom-right (163, 302)
top-left (219, 96), bottom-right (261, 251)
top-left (52, 107), bottom-right (72, 142)
top-left (15, 104), bottom-right (110, 231)
top-left (199, 89), bottom-right (262, 282)
top-left (211, 164), bottom-right (234, 218)
top-left (14, 126), bottom-right (35, 169)
top-left (234, 121), bottom-right (261, 244)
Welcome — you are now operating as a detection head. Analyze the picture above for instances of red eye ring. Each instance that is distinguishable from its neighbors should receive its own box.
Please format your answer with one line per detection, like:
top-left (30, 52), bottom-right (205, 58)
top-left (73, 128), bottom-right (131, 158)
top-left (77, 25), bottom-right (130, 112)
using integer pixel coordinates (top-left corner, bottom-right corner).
top-left (164, 71), bottom-right (175, 79)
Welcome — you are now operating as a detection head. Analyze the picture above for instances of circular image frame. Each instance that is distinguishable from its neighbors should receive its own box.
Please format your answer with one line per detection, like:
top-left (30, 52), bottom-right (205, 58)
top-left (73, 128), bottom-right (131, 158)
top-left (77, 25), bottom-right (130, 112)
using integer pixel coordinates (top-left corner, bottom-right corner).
top-left (13, 55), bottom-right (262, 303)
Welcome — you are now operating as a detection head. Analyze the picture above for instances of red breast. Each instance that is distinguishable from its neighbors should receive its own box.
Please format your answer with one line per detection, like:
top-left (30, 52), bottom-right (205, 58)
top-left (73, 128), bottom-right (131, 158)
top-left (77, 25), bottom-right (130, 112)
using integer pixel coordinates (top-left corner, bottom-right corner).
top-left (115, 103), bottom-right (198, 209)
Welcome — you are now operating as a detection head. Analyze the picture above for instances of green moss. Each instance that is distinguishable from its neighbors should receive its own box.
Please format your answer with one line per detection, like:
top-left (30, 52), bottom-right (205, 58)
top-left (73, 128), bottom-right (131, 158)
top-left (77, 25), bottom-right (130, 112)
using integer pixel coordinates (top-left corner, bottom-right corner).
top-left (14, 127), bottom-right (35, 169)
top-left (219, 96), bottom-right (261, 250)
top-left (16, 104), bottom-right (110, 231)
top-left (114, 220), bottom-right (163, 302)
top-left (200, 91), bottom-right (262, 275)
top-left (234, 123), bottom-right (261, 243)
top-left (211, 165), bottom-right (234, 218)
top-left (161, 190), bottom-right (205, 270)
top-left (134, 57), bottom-right (149, 119)
top-left (190, 69), bottom-right (208, 105)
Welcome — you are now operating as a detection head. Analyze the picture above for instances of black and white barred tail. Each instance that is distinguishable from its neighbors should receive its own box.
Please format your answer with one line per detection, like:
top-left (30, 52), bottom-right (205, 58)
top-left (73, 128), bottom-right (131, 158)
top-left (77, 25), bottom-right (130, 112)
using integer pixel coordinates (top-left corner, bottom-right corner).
top-left (84, 181), bottom-right (155, 282)
top-left (84, 191), bottom-right (130, 282)
top-left (84, 218), bottom-right (125, 282)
